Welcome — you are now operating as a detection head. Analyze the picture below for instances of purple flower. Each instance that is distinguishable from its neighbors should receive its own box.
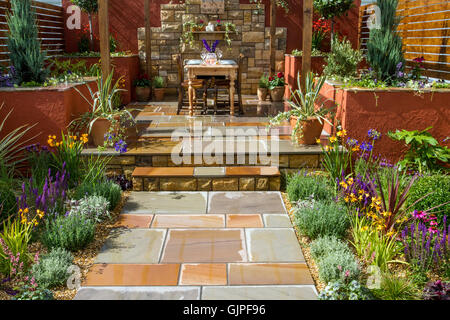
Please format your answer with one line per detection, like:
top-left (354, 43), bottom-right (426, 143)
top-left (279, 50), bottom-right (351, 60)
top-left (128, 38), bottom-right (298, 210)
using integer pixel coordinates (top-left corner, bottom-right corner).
top-left (360, 142), bottom-right (373, 152)
top-left (368, 129), bottom-right (381, 140)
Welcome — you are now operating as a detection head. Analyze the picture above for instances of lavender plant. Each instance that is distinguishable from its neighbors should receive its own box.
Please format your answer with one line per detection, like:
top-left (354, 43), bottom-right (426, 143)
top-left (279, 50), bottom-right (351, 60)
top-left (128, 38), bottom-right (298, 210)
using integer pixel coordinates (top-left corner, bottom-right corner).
top-left (401, 216), bottom-right (449, 275)
top-left (18, 165), bottom-right (69, 219)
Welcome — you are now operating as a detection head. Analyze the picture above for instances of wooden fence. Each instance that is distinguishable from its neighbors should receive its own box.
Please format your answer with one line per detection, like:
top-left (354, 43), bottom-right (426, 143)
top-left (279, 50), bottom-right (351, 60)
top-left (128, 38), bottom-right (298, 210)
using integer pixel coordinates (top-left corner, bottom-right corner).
top-left (0, 0), bottom-right (64, 66)
top-left (359, 0), bottom-right (450, 80)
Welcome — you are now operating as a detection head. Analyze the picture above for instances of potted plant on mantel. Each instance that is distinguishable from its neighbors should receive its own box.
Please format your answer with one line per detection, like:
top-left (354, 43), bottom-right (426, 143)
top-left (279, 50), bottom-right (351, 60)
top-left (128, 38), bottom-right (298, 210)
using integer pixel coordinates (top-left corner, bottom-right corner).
top-left (133, 73), bottom-right (151, 102)
top-left (268, 72), bottom-right (286, 102)
top-left (258, 74), bottom-right (269, 101)
top-left (269, 72), bottom-right (333, 145)
top-left (153, 76), bottom-right (166, 101)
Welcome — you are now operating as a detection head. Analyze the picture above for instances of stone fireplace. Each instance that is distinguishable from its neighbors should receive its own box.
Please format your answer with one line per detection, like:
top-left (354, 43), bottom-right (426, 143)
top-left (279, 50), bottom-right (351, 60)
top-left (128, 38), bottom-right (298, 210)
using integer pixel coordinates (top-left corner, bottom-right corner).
top-left (137, 0), bottom-right (287, 95)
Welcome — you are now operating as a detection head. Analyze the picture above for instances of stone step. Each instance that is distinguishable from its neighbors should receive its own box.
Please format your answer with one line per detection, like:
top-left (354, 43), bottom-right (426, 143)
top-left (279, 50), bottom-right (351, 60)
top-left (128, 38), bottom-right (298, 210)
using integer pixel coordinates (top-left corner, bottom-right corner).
top-left (132, 166), bottom-right (281, 191)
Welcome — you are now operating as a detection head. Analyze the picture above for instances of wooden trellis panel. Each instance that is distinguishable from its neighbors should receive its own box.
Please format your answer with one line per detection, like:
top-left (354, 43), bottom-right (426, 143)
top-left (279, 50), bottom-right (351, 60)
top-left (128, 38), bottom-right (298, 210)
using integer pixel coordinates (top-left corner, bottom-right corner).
top-left (359, 0), bottom-right (450, 80)
top-left (0, 0), bottom-right (64, 66)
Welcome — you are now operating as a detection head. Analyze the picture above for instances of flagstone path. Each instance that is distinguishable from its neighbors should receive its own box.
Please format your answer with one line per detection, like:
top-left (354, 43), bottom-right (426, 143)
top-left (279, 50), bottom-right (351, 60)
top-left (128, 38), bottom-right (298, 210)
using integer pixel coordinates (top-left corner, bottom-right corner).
top-left (74, 191), bottom-right (317, 300)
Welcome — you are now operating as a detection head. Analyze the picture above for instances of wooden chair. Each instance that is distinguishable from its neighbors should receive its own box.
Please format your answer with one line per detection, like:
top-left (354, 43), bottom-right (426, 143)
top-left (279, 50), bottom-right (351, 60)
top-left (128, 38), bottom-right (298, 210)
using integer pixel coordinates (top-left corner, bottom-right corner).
top-left (210, 54), bottom-right (244, 115)
top-left (176, 54), bottom-right (208, 115)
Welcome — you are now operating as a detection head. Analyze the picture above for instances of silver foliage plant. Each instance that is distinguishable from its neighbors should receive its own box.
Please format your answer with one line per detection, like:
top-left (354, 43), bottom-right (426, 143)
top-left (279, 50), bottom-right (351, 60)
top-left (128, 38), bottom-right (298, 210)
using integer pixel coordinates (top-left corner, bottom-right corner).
top-left (69, 195), bottom-right (110, 223)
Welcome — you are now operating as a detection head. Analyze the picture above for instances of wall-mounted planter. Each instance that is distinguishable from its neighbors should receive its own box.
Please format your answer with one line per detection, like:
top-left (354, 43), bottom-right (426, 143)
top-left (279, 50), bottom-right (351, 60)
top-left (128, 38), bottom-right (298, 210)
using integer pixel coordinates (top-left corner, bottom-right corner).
top-left (319, 81), bottom-right (450, 162)
top-left (0, 80), bottom-right (97, 147)
top-left (55, 55), bottom-right (140, 104)
top-left (284, 54), bottom-right (326, 99)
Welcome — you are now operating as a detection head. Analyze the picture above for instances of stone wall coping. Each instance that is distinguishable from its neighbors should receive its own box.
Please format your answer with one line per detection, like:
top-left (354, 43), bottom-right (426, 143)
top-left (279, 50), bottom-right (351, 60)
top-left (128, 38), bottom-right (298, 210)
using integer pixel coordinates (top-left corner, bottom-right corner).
top-left (325, 80), bottom-right (450, 93)
top-left (0, 78), bottom-right (96, 93)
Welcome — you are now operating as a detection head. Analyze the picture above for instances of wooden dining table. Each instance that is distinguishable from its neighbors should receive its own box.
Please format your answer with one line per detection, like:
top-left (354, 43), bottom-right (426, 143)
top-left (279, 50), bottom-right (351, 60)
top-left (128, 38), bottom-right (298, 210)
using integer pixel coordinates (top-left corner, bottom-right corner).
top-left (184, 59), bottom-right (238, 117)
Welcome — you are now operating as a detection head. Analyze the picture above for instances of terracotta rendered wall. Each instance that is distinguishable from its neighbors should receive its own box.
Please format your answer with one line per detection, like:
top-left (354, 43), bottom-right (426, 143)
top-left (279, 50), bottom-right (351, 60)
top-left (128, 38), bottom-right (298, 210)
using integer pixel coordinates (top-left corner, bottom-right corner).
top-left (319, 82), bottom-right (450, 163)
top-left (56, 55), bottom-right (140, 104)
top-left (62, 0), bottom-right (361, 55)
top-left (0, 81), bottom-right (96, 148)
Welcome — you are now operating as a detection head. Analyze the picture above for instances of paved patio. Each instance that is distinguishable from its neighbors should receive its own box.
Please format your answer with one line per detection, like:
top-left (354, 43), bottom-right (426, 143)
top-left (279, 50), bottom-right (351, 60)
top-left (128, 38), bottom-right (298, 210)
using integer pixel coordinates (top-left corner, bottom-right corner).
top-left (74, 191), bottom-right (317, 300)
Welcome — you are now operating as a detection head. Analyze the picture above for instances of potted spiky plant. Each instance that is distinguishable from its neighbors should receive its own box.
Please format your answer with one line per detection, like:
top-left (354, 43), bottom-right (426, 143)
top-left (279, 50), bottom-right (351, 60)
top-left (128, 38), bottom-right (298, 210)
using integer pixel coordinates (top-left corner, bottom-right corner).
top-left (269, 72), bottom-right (333, 144)
top-left (258, 74), bottom-right (269, 101)
top-left (153, 76), bottom-right (165, 101)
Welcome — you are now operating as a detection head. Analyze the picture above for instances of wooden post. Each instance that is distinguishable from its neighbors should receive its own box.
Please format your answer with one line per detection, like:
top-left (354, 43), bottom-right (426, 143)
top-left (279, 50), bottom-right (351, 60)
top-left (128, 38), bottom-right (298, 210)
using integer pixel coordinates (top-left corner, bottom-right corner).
top-left (145, 0), bottom-right (153, 98)
top-left (98, 0), bottom-right (110, 78)
top-left (301, 0), bottom-right (313, 91)
top-left (269, 0), bottom-right (277, 75)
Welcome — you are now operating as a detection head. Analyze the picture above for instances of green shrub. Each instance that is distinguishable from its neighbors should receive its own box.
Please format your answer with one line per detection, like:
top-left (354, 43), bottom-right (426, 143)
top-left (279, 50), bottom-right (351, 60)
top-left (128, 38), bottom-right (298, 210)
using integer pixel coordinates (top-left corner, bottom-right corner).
top-left (286, 172), bottom-right (333, 203)
top-left (70, 195), bottom-right (110, 223)
top-left (6, 0), bottom-right (48, 85)
top-left (0, 181), bottom-right (17, 219)
top-left (407, 174), bottom-right (450, 226)
top-left (366, 0), bottom-right (404, 82)
top-left (41, 212), bottom-right (96, 252)
top-left (294, 201), bottom-right (349, 240)
top-left (310, 235), bottom-right (352, 261)
top-left (324, 36), bottom-right (363, 80)
top-left (317, 250), bottom-right (361, 283)
top-left (372, 273), bottom-right (419, 300)
top-left (74, 181), bottom-right (122, 211)
top-left (32, 248), bottom-right (73, 289)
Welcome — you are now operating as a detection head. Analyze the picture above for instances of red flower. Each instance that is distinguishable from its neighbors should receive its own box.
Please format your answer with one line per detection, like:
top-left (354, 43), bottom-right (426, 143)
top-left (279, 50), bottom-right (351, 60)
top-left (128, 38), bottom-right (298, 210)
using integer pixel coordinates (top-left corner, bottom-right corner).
top-left (277, 72), bottom-right (284, 79)
top-left (269, 76), bottom-right (274, 81)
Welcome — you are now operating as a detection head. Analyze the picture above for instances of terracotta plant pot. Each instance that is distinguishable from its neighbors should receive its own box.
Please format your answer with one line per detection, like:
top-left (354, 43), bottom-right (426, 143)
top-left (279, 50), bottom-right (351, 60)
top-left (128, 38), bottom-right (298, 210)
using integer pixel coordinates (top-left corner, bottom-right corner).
top-left (154, 88), bottom-right (165, 101)
top-left (257, 88), bottom-right (268, 101)
top-left (270, 86), bottom-right (285, 102)
top-left (135, 86), bottom-right (150, 102)
top-left (90, 118), bottom-right (111, 147)
top-left (290, 116), bottom-right (324, 145)
top-left (216, 26), bottom-right (222, 31)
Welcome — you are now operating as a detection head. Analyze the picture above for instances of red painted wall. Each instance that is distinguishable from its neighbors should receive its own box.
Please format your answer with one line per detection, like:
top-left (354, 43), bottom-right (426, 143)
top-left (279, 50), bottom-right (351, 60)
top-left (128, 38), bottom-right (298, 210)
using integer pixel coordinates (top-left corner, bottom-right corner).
top-left (56, 55), bottom-right (140, 104)
top-left (319, 82), bottom-right (450, 163)
top-left (0, 81), bottom-right (96, 148)
top-left (62, 0), bottom-right (361, 55)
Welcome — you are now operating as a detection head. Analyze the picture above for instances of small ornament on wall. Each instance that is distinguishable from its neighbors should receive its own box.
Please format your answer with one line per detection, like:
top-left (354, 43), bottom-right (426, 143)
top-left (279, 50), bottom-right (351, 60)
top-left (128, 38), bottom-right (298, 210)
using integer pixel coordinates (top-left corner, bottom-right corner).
top-left (201, 0), bottom-right (225, 14)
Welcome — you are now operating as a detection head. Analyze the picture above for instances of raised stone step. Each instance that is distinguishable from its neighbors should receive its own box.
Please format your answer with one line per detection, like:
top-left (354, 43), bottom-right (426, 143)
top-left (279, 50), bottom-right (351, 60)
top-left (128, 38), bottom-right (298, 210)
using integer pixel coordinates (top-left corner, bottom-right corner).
top-left (132, 166), bottom-right (281, 191)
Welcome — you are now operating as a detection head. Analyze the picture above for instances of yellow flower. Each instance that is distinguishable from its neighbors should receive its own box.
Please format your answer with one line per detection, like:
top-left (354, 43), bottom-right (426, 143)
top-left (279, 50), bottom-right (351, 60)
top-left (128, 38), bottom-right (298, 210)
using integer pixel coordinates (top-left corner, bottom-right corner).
top-left (316, 138), bottom-right (321, 144)
top-left (344, 196), bottom-right (349, 203)
top-left (347, 178), bottom-right (354, 185)
top-left (362, 226), bottom-right (369, 231)
top-left (329, 136), bottom-right (337, 143)
top-left (37, 210), bottom-right (44, 219)
top-left (336, 130), bottom-right (347, 137)
top-left (352, 145), bottom-right (360, 152)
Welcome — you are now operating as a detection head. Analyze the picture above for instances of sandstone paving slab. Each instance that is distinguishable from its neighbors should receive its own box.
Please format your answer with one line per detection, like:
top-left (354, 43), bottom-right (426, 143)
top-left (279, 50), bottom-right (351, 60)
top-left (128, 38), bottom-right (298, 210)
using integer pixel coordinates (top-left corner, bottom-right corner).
top-left (161, 229), bottom-right (247, 263)
top-left (122, 192), bottom-right (208, 214)
top-left (83, 264), bottom-right (180, 286)
top-left (246, 228), bottom-right (305, 262)
top-left (152, 215), bottom-right (225, 228)
top-left (201, 285), bottom-right (317, 300)
top-left (95, 229), bottom-right (166, 263)
top-left (113, 214), bottom-right (153, 228)
top-left (226, 214), bottom-right (263, 228)
top-left (179, 264), bottom-right (227, 286)
top-left (229, 263), bottom-right (314, 285)
top-left (208, 192), bottom-right (286, 214)
top-left (263, 214), bottom-right (292, 228)
top-left (74, 286), bottom-right (200, 300)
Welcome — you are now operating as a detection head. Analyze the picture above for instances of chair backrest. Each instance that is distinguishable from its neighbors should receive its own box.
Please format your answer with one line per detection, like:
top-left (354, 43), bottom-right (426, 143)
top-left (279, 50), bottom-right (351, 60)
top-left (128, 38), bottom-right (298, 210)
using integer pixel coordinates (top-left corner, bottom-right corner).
top-left (237, 53), bottom-right (244, 84)
top-left (176, 54), bottom-right (184, 85)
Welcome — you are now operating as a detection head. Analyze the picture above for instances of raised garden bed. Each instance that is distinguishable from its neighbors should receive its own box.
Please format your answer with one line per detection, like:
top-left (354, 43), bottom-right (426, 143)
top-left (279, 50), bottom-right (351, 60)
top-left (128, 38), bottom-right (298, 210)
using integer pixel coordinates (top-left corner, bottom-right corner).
top-left (284, 54), bottom-right (326, 99)
top-left (55, 55), bottom-right (140, 105)
top-left (0, 80), bottom-right (97, 147)
top-left (319, 80), bottom-right (450, 162)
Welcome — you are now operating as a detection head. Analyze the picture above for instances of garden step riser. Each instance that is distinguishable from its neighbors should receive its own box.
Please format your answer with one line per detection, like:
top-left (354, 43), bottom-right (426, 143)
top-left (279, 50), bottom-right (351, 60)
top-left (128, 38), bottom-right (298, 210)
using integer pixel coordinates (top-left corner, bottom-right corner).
top-left (132, 176), bottom-right (281, 192)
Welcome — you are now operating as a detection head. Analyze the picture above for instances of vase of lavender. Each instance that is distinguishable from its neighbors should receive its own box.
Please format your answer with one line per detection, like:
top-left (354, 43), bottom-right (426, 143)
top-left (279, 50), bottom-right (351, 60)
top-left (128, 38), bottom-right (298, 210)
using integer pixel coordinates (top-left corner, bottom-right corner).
top-left (202, 39), bottom-right (219, 65)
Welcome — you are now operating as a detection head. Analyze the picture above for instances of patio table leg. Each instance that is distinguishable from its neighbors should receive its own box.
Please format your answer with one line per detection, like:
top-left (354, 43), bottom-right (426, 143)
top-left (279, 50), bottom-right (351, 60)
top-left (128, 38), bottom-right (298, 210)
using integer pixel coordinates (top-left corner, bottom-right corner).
top-left (229, 72), bottom-right (236, 116)
top-left (188, 78), bottom-right (194, 117)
